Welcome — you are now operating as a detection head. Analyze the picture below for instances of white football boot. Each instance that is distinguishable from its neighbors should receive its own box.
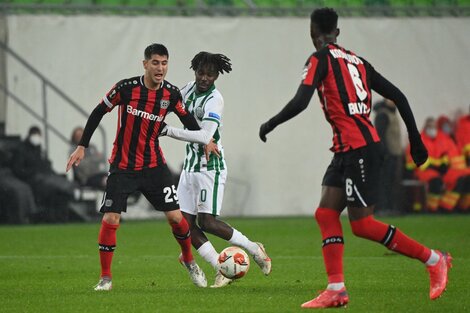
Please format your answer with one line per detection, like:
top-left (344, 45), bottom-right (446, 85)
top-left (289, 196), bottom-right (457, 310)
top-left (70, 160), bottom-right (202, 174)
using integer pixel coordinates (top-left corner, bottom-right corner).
top-left (210, 271), bottom-right (233, 288)
top-left (178, 254), bottom-right (207, 288)
top-left (94, 277), bottom-right (112, 291)
top-left (252, 242), bottom-right (272, 275)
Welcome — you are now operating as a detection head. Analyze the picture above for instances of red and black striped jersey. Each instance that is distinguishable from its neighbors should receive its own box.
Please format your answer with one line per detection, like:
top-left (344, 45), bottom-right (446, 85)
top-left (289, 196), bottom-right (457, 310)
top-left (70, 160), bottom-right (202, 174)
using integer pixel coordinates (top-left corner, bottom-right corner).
top-left (99, 76), bottom-right (190, 171)
top-left (302, 43), bottom-right (380, 153)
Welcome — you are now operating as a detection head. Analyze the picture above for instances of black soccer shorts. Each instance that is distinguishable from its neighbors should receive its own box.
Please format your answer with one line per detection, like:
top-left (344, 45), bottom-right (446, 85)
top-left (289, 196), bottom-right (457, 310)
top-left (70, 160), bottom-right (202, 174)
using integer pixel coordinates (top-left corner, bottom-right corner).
top-left (322, 142), bottom-right (385, 208)
top-left (100, 164), bottom-right (179, 213)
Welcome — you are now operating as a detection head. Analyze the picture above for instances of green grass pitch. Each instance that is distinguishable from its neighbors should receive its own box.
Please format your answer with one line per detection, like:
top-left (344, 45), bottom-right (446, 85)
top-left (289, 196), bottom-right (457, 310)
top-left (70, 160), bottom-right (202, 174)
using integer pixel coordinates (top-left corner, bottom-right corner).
top-left (0, 215), bottom-right (468, 313)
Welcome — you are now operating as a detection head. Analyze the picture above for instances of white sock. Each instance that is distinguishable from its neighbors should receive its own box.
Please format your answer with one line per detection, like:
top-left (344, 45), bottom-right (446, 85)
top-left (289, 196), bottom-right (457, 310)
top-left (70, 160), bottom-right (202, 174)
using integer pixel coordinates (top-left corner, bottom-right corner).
top-left (228, 229), bottom-right (259, 255)
top-left (327, 282), bottom-right (345, 291)
top-left (197, 241), bottom-right (219, 269)
top-left (425, 249), bottom-right (440, 266)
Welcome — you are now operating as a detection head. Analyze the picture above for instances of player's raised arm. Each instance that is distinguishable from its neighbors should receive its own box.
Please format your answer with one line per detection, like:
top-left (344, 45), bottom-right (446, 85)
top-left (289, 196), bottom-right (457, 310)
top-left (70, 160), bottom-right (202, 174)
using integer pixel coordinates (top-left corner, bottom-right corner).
top-left (259, 51), bottom-right (327, 142)
top-left (370, 69), bottom-right (428, 166)
top-left (259, 84), bottom-right (315, 142)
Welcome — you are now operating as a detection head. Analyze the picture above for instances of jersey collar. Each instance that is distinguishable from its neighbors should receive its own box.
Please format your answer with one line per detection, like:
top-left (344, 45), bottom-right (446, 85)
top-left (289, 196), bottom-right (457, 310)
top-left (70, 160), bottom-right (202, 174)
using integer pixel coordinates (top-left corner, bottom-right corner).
top-left (194, 84), bottom-right (215, 97)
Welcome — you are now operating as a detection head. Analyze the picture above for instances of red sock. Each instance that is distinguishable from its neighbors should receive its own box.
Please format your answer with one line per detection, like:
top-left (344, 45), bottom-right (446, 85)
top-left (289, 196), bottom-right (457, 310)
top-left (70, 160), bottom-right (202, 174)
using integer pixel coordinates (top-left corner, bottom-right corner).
top-left (170, 217), bottom-right (193, 263)
top-left (98, 220), bottom-right (119, 278)
top-left (350, 215), bottom-right (431, 263)
top-left (315, 207), bottom-right (344, 283)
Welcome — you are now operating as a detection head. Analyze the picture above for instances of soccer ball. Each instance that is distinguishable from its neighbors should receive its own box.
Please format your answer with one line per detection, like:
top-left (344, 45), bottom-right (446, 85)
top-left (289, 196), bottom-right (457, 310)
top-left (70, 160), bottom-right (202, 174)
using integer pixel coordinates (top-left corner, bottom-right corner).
top-left (217, 246), bottom-right (250, 279)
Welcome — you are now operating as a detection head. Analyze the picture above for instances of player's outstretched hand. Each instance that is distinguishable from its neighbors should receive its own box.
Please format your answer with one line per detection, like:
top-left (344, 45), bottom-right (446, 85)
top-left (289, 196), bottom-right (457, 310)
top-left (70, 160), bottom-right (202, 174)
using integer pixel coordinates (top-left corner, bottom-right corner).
top-left (66, 146), bottom-right (85, 172)
top-left (259, 121), bottom-right (273, 142)
top-left (204, 139), bottom-right (220, 161)
top-left (409, 135), bottom-right (428, 167)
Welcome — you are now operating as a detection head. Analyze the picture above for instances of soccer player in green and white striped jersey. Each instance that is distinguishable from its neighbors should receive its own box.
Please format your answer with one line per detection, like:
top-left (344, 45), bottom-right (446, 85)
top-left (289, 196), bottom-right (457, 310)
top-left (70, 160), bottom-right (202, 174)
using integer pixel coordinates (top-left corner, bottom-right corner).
top-left (162, 52), bottom-right (272, 287)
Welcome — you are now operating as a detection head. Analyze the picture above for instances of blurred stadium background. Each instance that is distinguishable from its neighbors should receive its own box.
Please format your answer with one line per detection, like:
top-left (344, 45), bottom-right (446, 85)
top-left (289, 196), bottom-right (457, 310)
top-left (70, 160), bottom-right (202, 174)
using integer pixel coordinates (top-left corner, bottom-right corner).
top-left (0, 0), bottom-right (469, 220)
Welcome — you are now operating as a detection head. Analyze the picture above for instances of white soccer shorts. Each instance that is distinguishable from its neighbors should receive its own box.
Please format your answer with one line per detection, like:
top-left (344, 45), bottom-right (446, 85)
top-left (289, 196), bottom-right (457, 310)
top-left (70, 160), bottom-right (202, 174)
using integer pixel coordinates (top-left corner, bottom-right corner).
top-left (177, 169), bottom-right (227, 216)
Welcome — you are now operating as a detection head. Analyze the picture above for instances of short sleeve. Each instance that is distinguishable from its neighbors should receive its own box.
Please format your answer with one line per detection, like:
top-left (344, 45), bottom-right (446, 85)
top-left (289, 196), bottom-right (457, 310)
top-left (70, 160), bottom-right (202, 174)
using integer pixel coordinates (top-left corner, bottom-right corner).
top-left (170, 89), bottom-right (189, 118)
top-left (100, 81), bottom-right (123, 112)
top-left (301, 51), bottom-right (328, 87)
top-left (202, 96), bottom-right (224, 126)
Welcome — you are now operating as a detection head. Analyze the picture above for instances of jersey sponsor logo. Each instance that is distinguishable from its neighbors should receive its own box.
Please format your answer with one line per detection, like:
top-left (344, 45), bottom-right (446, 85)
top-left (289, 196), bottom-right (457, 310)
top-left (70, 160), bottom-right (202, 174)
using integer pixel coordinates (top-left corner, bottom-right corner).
top-left (208, 112), bottom-right (221, 120)
top-left (126, 105), bottom-right (164, 122)
top-left (348, 102), bottom-right (370, 115)
top-left (329, 49), bottom-right (363, 65)
top-left (160, 99), bottom-right (170, 109)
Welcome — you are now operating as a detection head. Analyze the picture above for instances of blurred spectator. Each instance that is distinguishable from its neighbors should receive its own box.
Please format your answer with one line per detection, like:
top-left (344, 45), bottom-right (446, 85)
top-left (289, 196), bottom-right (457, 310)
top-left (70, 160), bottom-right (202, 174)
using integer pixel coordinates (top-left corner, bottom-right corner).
top-left (0, 136), bottom-right (38, 224)
top-left (437, 115), bottom-right (454, 139)
top-left (69, 126), bottom-right (107, 190)
top-left (406, 118), bottom-right (443, 212)
top-left (437, 115), bottom-right (470, 212)
top-left (406, 117), bottom-right (470, 212)
top-left (373, 98), bottom-right (403, 214)
top-left (455, 105), bottom-right (470, 166)
top-left (12, 126), bottom-right (78, 222)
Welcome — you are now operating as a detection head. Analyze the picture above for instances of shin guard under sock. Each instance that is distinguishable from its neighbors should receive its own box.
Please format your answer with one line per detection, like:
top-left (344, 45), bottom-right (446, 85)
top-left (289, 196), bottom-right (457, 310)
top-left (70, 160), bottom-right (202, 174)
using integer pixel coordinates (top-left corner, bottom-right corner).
top-left (350, 215), bottom-right (431, 263)
top-left (170, 218), bottom-right (193, 263)
top-left (315, 207), bottom-right (344, 283)
top-left (98, 220), bottom-right (120, 278)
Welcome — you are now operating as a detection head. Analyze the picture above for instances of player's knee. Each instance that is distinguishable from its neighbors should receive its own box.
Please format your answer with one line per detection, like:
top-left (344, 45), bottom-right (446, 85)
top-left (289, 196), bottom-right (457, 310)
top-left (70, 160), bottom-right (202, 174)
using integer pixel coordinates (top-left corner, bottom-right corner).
top-left (314, 207), bottom-right (340, 226)
top-left (198, 214), bottom-right (216, 233)
top-left (428, 178), bottom-right (443, 194)
top-left (165, 210), bottom-right (183, 224)
top-left (350, 217), bottom-right (371, 238)
top-left (103, 212), bottom-right (120, 225)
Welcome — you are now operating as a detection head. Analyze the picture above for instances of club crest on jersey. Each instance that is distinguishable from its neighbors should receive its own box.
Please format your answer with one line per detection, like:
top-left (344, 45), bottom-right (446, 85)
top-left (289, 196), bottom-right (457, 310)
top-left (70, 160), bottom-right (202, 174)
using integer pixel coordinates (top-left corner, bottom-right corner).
top-left (160, 99), bottom-right (170, 109)
top-left (348, 102), bottom-right (370, 115)
top-left (195, 106), bottom-right (204, 119)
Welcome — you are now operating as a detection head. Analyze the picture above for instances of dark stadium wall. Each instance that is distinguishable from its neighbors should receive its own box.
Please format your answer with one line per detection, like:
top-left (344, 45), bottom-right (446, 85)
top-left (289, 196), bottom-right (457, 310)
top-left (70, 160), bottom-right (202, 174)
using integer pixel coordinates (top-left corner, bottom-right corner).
top-left (0, 15), bottom-right (6, 135)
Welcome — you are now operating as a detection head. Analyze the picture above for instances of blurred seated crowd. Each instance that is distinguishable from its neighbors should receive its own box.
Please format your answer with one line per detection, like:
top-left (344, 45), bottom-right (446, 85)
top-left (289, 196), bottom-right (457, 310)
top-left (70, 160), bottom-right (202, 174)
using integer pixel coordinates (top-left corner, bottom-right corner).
top-left (372, 99), bottom-right (470, 215)
top-left (0, 125), bottom-right (107, 224)
top-left (405, 111), bottom-right (470, 213)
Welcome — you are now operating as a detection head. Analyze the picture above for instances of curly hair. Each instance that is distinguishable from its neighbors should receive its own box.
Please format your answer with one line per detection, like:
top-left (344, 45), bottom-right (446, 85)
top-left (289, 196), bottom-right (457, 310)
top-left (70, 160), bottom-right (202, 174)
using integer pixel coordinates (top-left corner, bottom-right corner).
top-left (190, 52), bottom-right (232, 75)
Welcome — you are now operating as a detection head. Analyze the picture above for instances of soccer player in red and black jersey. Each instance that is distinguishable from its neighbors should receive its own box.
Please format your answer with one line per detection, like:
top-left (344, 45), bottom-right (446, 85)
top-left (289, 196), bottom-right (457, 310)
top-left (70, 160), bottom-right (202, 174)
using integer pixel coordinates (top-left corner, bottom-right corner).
top-left (66, 43), bottom-right (208, 290)
top-left (259, 8), bottom-right (452, 309)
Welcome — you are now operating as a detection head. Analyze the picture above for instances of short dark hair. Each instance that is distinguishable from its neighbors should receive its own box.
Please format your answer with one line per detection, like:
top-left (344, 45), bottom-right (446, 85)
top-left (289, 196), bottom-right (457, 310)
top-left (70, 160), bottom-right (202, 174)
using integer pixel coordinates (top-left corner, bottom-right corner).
top-left (190, 52), bottom-right (232, 75)
top-left (28, 126), bottom-right (41, 136)
top-left (310, 7), bottom-right (338, 34)
top-left (144, 43), bottom-right (169, 60)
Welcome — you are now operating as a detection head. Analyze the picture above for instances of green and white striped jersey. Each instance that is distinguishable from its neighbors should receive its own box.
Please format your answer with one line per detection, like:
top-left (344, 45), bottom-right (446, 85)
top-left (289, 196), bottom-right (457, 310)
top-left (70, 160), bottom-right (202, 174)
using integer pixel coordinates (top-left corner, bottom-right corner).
top-left (180, 81), bottom-right (226, 172)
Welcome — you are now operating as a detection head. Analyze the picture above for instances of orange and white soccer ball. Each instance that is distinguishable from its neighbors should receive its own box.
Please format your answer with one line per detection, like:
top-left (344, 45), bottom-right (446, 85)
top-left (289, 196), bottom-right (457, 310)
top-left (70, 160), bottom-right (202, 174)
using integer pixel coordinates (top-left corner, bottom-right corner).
top-left (217, 246), bottom-right (250, 279)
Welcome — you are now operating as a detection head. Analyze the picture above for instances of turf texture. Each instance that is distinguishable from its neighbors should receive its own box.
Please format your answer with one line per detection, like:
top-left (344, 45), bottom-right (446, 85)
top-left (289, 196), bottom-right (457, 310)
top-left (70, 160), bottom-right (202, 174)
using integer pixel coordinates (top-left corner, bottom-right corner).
top-left (0, 215), bottom-right (468, 313)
